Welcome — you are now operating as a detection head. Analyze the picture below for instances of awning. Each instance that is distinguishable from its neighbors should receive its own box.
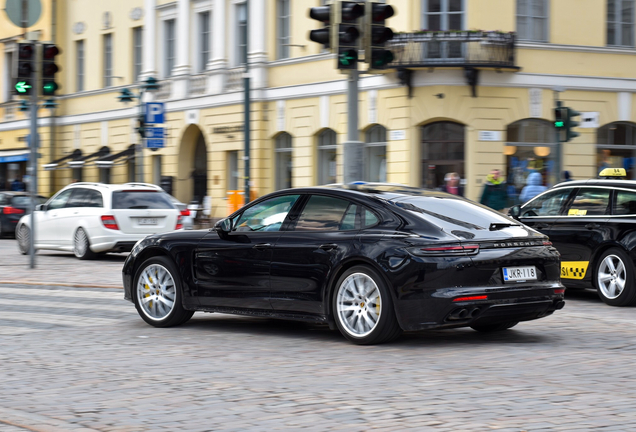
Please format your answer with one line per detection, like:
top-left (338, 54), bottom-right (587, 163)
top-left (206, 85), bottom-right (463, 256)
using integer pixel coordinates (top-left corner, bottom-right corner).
top-left (0, 149), bottom-right (30, 164)
top-left (43, 149), bottom-right (83, 171)
top-left (95, 145), bottom-right (135, 168)
top-left (68, 146), bottom-right (111, 168)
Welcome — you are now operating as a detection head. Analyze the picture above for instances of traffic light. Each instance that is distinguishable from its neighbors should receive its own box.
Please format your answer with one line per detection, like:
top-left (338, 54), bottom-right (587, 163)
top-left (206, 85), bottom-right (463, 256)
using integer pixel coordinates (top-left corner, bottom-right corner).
top-left (308, 5), bottom-right (332, 51)
top-left (337, 2), bottom-right (364, 70)
top-left (136, 118), bottom-right (146, 138)
top-left (554, 105), bottom-right (566, 142)
top-left (566, 108), bottom-right (581, 142)
top-left (365, 2), bottom-right (395, 69)
top-left (41, 44), bottom-right (60, 96)
top-left (14, 42), bottom-right (35, 95)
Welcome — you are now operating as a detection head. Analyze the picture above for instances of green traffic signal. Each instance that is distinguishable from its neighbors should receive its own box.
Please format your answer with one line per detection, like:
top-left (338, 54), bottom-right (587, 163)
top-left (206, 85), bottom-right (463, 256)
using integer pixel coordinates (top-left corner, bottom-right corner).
top-left (338, 49), bottom-right (358, 67)
top-left (15, 81), bottom-right (32, 94)
top-left (555, 121), bottom-right (564, 128)
top-left (42, 81), bottom-right (58, 96)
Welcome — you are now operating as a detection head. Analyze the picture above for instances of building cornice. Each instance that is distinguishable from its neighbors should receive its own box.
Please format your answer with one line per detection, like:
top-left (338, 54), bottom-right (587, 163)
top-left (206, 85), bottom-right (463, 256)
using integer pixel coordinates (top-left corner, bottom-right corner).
top-left (518, 41), bottom-right (636, 55)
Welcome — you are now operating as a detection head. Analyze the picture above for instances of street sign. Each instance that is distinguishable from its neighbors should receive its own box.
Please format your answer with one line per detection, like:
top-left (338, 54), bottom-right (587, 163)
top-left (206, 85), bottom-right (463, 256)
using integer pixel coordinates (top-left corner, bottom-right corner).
top-left (144, 102), bottom-right (165, 124)
top-left (4, 0), bottom-right (42, 28)
top-left (580, 112), bottom-right (600, 128)
top-left (146, 127), bottom-right (165, 149)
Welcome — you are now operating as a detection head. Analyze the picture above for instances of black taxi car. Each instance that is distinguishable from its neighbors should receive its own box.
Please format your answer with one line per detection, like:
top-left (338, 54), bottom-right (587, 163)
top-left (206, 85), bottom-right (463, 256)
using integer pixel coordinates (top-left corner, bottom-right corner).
top-left (509, 168), bottom-right (636, 306)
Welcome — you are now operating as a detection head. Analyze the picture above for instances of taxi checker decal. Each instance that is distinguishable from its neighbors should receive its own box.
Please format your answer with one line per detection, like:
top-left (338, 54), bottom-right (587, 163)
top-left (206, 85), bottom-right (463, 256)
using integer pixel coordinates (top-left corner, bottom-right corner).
top-left (561, 261), bottom-right (589, 279)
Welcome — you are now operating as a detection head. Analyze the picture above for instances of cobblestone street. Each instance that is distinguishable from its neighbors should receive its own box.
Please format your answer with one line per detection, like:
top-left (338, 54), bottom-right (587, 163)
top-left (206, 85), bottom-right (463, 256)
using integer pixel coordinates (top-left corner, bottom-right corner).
top-left (2, 239), bottom-right (636, 431)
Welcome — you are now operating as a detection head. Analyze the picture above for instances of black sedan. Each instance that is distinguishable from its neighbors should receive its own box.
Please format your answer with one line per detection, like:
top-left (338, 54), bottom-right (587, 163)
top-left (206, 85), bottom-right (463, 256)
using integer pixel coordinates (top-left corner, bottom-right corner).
top-left (123, 184), bottom-right (565, 344)
top-left (0, 192), bottom-right (46, 238)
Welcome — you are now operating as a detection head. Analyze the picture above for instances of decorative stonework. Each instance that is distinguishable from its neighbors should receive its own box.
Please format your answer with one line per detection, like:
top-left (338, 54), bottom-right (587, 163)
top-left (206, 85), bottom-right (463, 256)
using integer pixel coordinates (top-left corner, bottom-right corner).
top-left (130, 7), bottom-right (144, 21)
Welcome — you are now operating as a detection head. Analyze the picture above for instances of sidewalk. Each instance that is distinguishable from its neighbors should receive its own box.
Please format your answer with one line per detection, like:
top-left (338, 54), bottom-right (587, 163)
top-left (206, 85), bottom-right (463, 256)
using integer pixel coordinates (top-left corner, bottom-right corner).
top-left (0, 239), bottom-right (124, 288)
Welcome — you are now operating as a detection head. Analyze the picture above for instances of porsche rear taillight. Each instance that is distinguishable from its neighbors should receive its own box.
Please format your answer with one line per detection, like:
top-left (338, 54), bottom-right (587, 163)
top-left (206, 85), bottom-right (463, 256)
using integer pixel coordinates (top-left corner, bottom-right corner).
top-left (414, 244), bottom-right (480, 256)
top-left (101, 215), bottom-right (119, 230)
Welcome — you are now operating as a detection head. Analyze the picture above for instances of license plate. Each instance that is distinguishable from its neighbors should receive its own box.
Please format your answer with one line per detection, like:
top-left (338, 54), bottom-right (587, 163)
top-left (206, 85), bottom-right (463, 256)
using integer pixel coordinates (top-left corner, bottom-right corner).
top-left (503, 266), bottom-right (537, 283)
top-left (137, 218), bottom-right (158, 225)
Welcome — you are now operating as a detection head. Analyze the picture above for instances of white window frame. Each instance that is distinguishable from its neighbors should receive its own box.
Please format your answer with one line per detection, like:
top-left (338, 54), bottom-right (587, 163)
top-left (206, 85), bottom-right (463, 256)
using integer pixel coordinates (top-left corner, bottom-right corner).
top-left (364, 125), bottom-right (388, 183)
top-left (608, 0), bottom-right (636, 47)
top-left (277, 0), bottom-right (291, 60)
top-left (516, 0), bottom-right (549, 42)
top-left (76, 40), bottom-right (85, 92)
top-left (275, 133), bottom-right (293, 190)
top-left (103, 33), bottom-right (113, 88)
top-left (132, 27), bottom-right (143, 82)
top-left (2, 42), bottom-right (16, 103)
top-left (421, 0), bottom-right (466, 31)
top-left (318, 129), bottom-right (338, 185)
top-left (159, 5), bottom-right (178, 79)
top-left (192, 0), bottom-right (213, 73)
top-left (230, 0), bottom-right (248, 67)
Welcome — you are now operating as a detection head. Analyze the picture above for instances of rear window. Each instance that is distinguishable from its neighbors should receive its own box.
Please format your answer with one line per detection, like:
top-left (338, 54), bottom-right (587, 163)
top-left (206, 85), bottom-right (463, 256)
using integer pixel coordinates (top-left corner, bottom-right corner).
top-left (111, 191), bottom-right (175, 210)
top-left (394, 196), bottom-right (514, 231)
top-left (12, 196), bottom-right (46, 207)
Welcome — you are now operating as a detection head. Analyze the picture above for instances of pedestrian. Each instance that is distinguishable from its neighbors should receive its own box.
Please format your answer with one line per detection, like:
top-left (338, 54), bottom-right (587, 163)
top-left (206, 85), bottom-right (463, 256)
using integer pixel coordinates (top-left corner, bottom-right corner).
top-left (438, 172), bottom-right (464, 196)
top-left (10, 177), bottom-right (26, 192)
top-left (563, 170), bottom-right (572, 181)
top-left (519, 171), bottom-right (547, 203)
top-left (480, 169), bottom-right (508, 211)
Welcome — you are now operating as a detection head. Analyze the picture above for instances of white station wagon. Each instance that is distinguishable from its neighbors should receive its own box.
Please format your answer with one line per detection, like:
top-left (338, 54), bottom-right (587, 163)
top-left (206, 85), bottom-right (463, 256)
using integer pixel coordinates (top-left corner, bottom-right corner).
top-left (16, 182), bottom-right (183, 259)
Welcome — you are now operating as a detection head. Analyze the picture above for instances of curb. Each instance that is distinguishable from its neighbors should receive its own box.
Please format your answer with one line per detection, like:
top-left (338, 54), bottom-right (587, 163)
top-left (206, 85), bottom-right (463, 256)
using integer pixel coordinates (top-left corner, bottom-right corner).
top-left (0, 407), bottom-right (101, 432)
top-left (0, 280), bottom-right (122, 289)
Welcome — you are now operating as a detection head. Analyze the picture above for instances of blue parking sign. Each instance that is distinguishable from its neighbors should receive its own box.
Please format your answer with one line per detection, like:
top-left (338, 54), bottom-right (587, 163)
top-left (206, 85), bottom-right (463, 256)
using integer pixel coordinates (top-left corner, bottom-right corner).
top-left (146, 127), bottom-right (165, 149)
top-left (145, 102), bottom-right (165, 124)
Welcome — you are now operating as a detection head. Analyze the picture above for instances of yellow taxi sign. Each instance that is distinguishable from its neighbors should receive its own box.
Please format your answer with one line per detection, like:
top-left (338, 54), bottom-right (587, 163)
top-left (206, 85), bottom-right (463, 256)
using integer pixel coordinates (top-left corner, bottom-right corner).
top-left (599, 167), bottom-right (627, 178)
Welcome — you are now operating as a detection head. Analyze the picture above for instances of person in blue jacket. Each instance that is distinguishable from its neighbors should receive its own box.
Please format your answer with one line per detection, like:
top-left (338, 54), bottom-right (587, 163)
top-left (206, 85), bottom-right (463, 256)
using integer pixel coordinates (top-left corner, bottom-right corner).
top-left (519, 171), bottom-right (547, 203)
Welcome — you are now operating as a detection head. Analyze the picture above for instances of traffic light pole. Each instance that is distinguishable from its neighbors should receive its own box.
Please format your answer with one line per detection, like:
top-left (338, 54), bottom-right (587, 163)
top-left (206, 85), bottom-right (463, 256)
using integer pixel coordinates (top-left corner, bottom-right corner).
top-left (29, 42), bottom-right (40, 269)
top-left (343, 68), bottom-right (363, 183)
top-left (137, 89), bottom-right (145, 182)
top-left (243, 0), bottom-right (250, 205)
top-left (555, 97), bottom-right (562, 184)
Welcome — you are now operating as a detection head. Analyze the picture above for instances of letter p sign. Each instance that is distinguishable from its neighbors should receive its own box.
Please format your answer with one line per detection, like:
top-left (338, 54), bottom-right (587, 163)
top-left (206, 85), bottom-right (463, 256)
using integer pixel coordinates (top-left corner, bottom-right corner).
top-left (145, 102), bottom-right (165, 124)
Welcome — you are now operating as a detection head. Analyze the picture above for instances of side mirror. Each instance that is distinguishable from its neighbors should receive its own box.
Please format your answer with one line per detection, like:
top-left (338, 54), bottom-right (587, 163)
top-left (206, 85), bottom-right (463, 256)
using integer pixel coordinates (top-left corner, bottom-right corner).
top-left (508, 205), bottom-right (521, 219)
top-left (214, 218), bottom-right (232, 234)
top-left (35, 204), bottom-right (46, 212)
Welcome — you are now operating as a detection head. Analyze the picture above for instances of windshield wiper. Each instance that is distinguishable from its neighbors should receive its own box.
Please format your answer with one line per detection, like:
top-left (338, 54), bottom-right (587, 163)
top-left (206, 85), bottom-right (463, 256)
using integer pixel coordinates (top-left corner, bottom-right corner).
top-left (489, 222), bottom-right (520, 231)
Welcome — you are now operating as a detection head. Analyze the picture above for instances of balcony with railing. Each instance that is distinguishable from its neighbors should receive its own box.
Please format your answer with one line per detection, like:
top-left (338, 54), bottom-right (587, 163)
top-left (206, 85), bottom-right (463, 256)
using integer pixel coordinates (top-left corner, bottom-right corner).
top-left (388, 31), bottom-right (519, 70)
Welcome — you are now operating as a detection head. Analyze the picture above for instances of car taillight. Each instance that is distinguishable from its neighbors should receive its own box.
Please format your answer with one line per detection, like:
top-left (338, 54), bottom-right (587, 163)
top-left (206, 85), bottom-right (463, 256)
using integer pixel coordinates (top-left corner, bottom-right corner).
top-left (101, 215), bottom-right (119, 230)
top-left (176, 215), bottom-right (183, 230)
top-left (554, 288), bottom-right (565, 294)
top-left (180, 209), bottom-right (190, 217)
top-left (453, 295), bottom-right (488, 302)
top-left (2, 206), bottom-right (25, 215)
top-left (413, 244), bottom-right (480, 256)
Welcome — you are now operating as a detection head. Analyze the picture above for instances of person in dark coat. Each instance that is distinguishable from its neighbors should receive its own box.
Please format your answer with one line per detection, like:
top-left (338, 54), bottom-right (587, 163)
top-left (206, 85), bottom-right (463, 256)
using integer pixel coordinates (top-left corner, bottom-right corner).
top-left (480, 169), bottom-right (508, 212)
top-left (10, 177), bottom-right (26, 192)
top-left (438, 172), bottom-right (464, 197)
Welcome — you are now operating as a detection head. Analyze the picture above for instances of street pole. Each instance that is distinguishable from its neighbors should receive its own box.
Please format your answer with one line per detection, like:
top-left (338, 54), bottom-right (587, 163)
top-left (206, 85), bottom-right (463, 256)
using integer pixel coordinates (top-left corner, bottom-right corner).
top-left (243, 0), bottom-right (250, 205)
top-left (29, 43), bottom-right (40, 269)
top-left (343, 68), bottom-right (363, 183)
top-left (555, 98), bottom-right (562, 185)
top-left (137, 88), bottom-right (145, 182)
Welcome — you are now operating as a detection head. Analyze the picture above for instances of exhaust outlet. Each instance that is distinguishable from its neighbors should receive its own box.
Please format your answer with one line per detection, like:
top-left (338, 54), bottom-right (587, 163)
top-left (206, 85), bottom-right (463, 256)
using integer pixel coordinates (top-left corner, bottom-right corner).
top-left (469, 307), bottom-right (480, 318)
top-left (554, 300), bottom-right (565, 310)
top-left (458, 309), bottom-right (469, 319)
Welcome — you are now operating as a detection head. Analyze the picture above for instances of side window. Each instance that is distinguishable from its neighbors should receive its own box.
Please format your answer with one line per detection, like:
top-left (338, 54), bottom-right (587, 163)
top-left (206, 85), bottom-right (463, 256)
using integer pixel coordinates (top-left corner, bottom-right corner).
top-left (566, 188), bottom-right (610, 216)
top-left (521, 189), bottom-right (572, 217)
top-left (86, 190), bottom-right (104, 208)
top-left (294, 195), bottom-right (354, 231)
top-left (614, 190), bottom-right (636, 215)
top-left (234, 194), bottom-right (300, 232)
top-left (66, 188), bottom-right (90, 208)
top-left (47, 190), bottom-right (73, 210)
top-left (340, 204), bottom-right (358, 230)
top-left (363, 208), bottom-right (379, 228)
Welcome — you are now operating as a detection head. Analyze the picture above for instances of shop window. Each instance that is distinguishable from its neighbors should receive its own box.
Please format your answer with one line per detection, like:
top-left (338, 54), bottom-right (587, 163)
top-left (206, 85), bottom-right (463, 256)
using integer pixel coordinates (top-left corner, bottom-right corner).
top-left (421, 121), bottom-right (464, 190)
top-left (275, 132), bottom-right (293, 190)
top-left (365, 125), bottom-right (387, 182)
top-left (597, 121), bottom-right (636, 179)
top-left (505, 119), bottom-right (554, 205)
top-left (318, 129), bottom-right (337, 185)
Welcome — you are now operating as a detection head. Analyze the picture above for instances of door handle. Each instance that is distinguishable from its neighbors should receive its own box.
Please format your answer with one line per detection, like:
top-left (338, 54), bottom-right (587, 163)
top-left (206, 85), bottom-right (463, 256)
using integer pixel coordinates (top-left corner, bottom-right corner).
top-left (585, 223), bottom-right (601, 230)
top-left (252, 243), bottom-right (272, 250)
top-left (535, 223), bottom-right (550, 229)
top-left (319, 243), bottom-right (338, 251)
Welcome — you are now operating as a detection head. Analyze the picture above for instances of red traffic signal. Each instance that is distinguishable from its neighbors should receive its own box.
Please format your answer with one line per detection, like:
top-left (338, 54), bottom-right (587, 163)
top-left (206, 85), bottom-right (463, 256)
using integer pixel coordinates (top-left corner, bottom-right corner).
top-left (43, 44), bottom-right (60, 59)
top-left (18, 44), bottom-right (34, 59)
top-left (371, 4), bottom-right (394, 22)
top-left (308, 5), bottom-right (332, 49)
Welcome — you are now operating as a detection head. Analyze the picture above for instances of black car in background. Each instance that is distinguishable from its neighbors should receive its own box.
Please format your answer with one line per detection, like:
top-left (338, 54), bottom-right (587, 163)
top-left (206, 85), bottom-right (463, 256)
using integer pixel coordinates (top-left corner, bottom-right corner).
top-left (0, 192), bottom-right (46, 238)
top-left (509, 170), bottom-right (636, 306)
top-left (123, 184), bottom-right (564, 344)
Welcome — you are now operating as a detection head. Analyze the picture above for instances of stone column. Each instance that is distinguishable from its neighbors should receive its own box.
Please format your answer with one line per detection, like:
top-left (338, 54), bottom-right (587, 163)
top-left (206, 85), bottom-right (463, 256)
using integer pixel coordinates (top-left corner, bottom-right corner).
top-left (207, 0), bottom-right (227, 94)
top-left (249, 0), bottom-right (268, 89)
top-left (141, 0), bottom-right (157, 78)
top-left (172, 0), bottom-right (191, 99)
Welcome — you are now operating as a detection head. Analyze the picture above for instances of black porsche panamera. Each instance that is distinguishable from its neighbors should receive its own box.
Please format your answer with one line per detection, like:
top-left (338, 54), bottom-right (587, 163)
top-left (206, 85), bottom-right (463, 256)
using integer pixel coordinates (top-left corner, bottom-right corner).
top-left (122, 184), bottom-right (565, 344)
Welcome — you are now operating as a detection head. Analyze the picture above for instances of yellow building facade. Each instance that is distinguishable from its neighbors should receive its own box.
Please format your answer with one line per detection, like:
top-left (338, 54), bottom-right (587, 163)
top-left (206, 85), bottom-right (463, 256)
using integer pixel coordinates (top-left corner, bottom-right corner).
top-left (2, 0), bottom-right (636, 217)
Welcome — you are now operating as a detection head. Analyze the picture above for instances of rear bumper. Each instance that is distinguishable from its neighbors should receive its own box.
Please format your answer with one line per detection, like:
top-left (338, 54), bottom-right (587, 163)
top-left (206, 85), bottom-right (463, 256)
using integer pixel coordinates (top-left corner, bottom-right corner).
top-left (395, 284), bottom-right (565, 331)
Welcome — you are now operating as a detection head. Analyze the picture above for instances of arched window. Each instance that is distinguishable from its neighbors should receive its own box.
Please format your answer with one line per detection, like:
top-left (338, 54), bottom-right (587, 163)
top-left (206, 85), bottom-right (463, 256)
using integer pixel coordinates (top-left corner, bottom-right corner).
top-left (365, 125), bottom-right (387, 182)
top-left (421, 121), bottom-right (464, 189)
top-left (597, 122), bottom-right (636, 179)
top-left (318, 129), bottom-right (337, 185)
top-left (505, 119), bottom-right (554, 203)
top-left (275, 132), bottom-right (293, 190)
